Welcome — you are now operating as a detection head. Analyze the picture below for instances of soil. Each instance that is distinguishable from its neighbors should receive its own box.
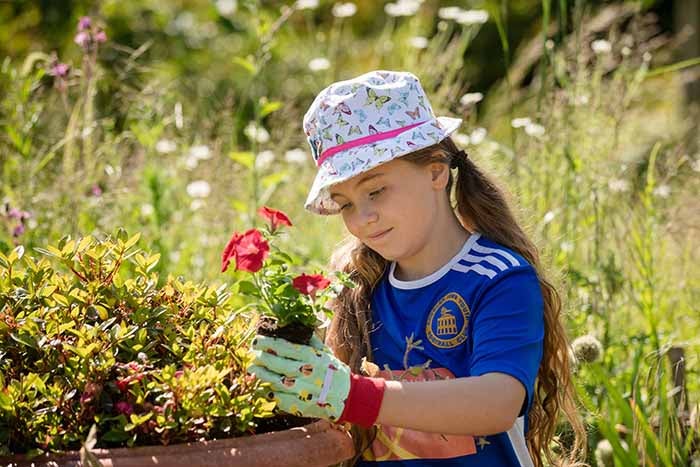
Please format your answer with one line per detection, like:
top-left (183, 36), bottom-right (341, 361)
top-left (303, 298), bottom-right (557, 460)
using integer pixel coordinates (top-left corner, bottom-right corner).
top-left (254, 413), bottom-right (316, 433)
top-left (256, 316), bottom-right (314, 345)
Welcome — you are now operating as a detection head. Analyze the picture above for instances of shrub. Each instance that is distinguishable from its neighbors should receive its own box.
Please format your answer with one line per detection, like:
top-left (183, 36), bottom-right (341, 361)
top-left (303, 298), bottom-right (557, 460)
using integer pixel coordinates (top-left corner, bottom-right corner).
top-left (0, 229), bottom-right (275, 457)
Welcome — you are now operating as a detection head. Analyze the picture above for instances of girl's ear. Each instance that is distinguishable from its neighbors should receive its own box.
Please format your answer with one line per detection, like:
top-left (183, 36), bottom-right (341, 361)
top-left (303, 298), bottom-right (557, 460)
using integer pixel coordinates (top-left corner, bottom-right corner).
top-left (429, 162), bottom-right (450, 190)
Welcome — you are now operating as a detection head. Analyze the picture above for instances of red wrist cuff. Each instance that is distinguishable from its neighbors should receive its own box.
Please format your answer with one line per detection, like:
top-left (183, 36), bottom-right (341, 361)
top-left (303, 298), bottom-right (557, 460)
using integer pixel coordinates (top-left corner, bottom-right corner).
top-left (336, 374), bottom-right (386, 428)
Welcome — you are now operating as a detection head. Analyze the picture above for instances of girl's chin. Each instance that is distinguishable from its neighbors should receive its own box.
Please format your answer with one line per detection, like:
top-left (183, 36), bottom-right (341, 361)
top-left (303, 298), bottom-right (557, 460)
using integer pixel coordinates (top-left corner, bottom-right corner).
top-left (368, 245), bottom-right (400, 262)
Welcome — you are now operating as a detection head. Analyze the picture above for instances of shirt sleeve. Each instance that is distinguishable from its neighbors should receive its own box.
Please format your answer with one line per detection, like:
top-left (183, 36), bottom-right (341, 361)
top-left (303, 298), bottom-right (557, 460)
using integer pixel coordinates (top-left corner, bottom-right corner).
top-left (468, 265), bottom-right (545, 417)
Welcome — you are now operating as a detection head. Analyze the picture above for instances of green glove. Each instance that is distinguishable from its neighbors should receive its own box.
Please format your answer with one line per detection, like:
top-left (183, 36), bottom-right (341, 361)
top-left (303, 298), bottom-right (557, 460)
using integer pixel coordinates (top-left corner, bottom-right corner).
top-left (249, 335), bottom-right (352, 422)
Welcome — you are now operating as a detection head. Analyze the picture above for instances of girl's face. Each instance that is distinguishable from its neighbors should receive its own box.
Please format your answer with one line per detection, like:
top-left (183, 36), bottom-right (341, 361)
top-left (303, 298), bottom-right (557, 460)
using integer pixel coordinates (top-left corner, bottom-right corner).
top-left (329, 158), bottom-right (447, 262)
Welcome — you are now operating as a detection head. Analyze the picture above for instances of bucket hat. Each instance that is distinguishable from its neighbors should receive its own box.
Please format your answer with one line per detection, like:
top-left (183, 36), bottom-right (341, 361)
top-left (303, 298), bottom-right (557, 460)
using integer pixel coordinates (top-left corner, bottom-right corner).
top-left (303, 70), bottom-right (462, 215)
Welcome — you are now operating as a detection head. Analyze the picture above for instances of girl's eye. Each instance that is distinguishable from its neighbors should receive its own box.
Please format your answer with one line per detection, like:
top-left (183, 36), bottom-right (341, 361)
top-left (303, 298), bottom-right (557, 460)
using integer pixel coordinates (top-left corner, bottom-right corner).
top-left (339, 202), bottom-right (352, 211)
top-left (369, 187), bottom-right (385, 198)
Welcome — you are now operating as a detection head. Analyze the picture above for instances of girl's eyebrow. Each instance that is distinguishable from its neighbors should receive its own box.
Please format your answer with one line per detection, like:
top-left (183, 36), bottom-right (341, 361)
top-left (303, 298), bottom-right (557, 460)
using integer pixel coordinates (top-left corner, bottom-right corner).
top-left (330, 172), bottom-right (385, 200)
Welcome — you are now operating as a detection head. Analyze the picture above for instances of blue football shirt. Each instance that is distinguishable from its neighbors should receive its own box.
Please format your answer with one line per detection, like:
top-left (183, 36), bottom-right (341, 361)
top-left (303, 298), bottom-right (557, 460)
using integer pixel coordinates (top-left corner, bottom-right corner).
top-left (356, 232), bottom-right (544, 466)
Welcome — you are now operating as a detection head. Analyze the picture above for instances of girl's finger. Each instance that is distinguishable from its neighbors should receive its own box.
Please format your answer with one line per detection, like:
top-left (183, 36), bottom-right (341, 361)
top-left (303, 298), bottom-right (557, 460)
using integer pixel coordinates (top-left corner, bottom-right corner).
top-left (252, 349), bottom-right (319, 379)
top-left (248, 364), bottom-right (320, 395)
top-left (252, 335), bottom-right (321, 361)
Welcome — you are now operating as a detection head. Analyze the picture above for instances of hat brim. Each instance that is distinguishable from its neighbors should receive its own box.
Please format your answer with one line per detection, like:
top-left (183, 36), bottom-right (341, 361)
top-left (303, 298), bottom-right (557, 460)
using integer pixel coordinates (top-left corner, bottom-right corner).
top-left (304, 116), bottom-right (462, 215)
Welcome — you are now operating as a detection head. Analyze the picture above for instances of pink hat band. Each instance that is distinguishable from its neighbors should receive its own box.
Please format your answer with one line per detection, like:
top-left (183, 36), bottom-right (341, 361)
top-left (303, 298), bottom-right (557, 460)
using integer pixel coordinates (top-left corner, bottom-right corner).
top-left (316, 120), bottom-right (427, 167)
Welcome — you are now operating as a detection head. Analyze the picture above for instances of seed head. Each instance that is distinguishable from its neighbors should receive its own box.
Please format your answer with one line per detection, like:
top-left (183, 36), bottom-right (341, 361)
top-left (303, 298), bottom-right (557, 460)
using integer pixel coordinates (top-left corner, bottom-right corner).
top-left (571, 334), bottom-right (603, 364)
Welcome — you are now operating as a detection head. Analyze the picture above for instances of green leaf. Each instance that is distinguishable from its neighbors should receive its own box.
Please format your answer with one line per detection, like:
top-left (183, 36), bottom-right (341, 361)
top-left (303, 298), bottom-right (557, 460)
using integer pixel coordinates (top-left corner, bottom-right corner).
top-left (230, 199), bottom-right (248, 214)
top-left (100, 428), bottom-right (130, 442)
top-left (233, 56), bottom-right (257, 75)
top-left (61, 240), bottom-right (76, 256)
top-left (129, 412), bottom-right (153, 426)
top-left (259, 101), bottom-right (282, 118)
top-left (34, 246), bottom-right (63, 259)
top-left (146, 253), bottom-right (161, 273)
top-left (77, 236), bottom-right (94, 253)
top-left (228, 151), bottom-right (254, 170)
top-left (0, 391), bottom-right (13, 412)
top-left (92, 305), bottom-right (109, 321)
top-left (274, 283), bottom-right (294, 298)
top-left (124, 233), bottom-right (141, 250)
top-left (261, 171), bottom-right (287, 189)
top-left (237, 281), bottom-right (259, 296)
top-left (116, 227), bottom-right (129, 244)
top-left (10, 332), bottom-right (38, 349)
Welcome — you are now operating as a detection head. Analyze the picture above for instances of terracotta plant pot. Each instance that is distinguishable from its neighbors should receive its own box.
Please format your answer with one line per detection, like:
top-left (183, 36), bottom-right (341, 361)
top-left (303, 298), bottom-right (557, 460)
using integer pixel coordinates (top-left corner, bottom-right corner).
top-left (0, 420), bottom-right (354, 467)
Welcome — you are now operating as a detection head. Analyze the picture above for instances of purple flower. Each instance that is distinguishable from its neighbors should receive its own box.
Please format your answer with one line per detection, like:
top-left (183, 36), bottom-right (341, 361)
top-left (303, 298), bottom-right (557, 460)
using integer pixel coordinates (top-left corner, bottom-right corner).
top-left (7, 208), bottom-right (30, 220)
top-left (49, 62), bottom-right (70, 78)
top-left (78, 16), bottom-right (92, 31)
top-left (74, 31), bottom-right (91, 48)
top-left (94, 30), bottom-right (107, 43)
top-left (12, 224), bottom-right (25, 237)
top-left (115, 401), bottom-right (134, 415)
top-left (91, 184), bottom-right (102, 197)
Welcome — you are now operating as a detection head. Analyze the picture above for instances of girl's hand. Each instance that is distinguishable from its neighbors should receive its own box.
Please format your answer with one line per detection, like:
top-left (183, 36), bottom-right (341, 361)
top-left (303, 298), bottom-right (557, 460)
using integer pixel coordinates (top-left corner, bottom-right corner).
top-left (248, 335), bottom-right (385, 427)
top-left (249, 335), bottom-right (352, 422)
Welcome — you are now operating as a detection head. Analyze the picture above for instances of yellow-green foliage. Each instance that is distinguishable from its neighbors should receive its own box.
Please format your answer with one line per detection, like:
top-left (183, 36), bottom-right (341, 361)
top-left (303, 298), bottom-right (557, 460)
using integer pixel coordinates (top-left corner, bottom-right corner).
top-left (0, 230), bottom-right (274, 457)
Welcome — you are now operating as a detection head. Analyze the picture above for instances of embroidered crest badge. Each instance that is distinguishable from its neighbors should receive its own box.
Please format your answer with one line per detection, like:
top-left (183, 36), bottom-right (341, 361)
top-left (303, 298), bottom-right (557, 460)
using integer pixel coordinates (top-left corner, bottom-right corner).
top-left (425, 292), bottom-right (470, 349)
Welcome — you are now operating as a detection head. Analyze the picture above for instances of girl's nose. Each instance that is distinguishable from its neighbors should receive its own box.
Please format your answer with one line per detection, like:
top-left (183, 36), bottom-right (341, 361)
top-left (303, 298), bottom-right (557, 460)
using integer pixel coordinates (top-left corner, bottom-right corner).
top-left (358, 204), bottom-right (379, 225)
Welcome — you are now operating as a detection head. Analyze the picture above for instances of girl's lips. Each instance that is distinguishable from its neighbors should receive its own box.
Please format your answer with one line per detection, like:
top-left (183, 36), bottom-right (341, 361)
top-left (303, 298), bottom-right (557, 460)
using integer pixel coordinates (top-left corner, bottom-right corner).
top-left (368, 228), bottom-right (392, 240)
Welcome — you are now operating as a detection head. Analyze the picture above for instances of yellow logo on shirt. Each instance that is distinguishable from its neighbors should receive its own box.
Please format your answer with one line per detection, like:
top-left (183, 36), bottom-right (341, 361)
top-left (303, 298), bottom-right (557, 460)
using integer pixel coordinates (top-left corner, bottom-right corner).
top-left (426, 292), bottom-right (470, 349)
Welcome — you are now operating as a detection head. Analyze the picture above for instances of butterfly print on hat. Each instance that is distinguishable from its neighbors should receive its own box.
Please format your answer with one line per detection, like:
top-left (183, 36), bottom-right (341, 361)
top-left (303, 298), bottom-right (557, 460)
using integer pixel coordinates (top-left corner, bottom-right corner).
top-left (398, 90), bottom-right (410, 106)
top-left (349, 158), bottom-right (367, 171)
top-left (332, 102), bottom-right (352, 116)
top-left (395, 119), bottom-right (407, 126)
top-left (322, 159), bottom-right (338, 176)
top-left (411, 130), bottom-right (427, 141)
top-left (376, 116), bottom-right (391, 128)
top-left (336, 115), bottom-right (350, 127)
top-left (366, 88), bottom-right (392, 110)
top-left (306, 117), bottom-right (318, 134)
top-left (368, 124), bottom-right (379, 135)
top-left (348, 125), bottom-right (362, 136)
top-left (373, 147), bottom-right (388, 157)
top-left (386, 102), bottom-right (401, 115)
top-left (405, 106), bottom-right (421, 120)
top-left (355, 109), bottom-right (368, 122)
top-left (321, 125), bottom-right (333, 141)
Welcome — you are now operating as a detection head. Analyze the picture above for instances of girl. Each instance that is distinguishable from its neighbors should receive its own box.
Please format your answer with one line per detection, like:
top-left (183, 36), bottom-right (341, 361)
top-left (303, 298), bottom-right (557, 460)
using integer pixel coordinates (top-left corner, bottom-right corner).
top-left (249, 70), bottom-right (586, 466)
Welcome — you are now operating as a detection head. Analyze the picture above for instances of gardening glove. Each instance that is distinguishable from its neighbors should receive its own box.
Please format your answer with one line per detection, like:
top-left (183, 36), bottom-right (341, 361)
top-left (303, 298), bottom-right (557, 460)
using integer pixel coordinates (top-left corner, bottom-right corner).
top-left (248, 334), bottom-right (386, 428)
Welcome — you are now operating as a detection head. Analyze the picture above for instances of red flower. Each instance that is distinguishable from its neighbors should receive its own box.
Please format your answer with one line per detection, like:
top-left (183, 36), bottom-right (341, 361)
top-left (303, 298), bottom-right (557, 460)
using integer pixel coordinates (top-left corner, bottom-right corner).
top-left (292, 273), bottom-right (331, 297)
top-left (236, 229), bottom-right (270, 273)
top-left (116, 377), bottom-right (130, 393)
top-left (221, 229), bottom-right (270, 273)
top-left (258, 206), bottom-right (292, 232)
top-left (221, 232), bottom-right (242, 273)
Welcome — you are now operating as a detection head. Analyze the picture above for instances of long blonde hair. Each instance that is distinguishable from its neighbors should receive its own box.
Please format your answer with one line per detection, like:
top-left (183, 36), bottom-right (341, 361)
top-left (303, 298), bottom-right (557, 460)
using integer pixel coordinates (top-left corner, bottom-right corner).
top-left (326, 137), bottom-right (587, 466)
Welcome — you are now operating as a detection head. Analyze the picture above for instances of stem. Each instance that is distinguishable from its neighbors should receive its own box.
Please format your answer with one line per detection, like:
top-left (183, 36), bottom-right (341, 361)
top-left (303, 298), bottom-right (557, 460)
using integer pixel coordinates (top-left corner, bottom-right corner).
top-left (252, 272), bottom-right (274, 314)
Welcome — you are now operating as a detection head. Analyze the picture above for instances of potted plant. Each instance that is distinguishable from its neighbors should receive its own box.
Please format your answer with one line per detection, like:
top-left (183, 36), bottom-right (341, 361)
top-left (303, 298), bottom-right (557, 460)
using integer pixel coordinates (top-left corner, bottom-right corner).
top-left (220, 206), bottom-right (352, 346)
top-left (0, 222), bottom-right (353, 466)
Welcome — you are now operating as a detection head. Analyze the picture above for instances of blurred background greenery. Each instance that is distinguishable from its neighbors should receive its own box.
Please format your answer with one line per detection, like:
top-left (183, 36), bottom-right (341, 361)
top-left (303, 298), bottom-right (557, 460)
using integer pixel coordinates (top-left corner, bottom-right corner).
top-left (1, 0), bottom-right (699, 464)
